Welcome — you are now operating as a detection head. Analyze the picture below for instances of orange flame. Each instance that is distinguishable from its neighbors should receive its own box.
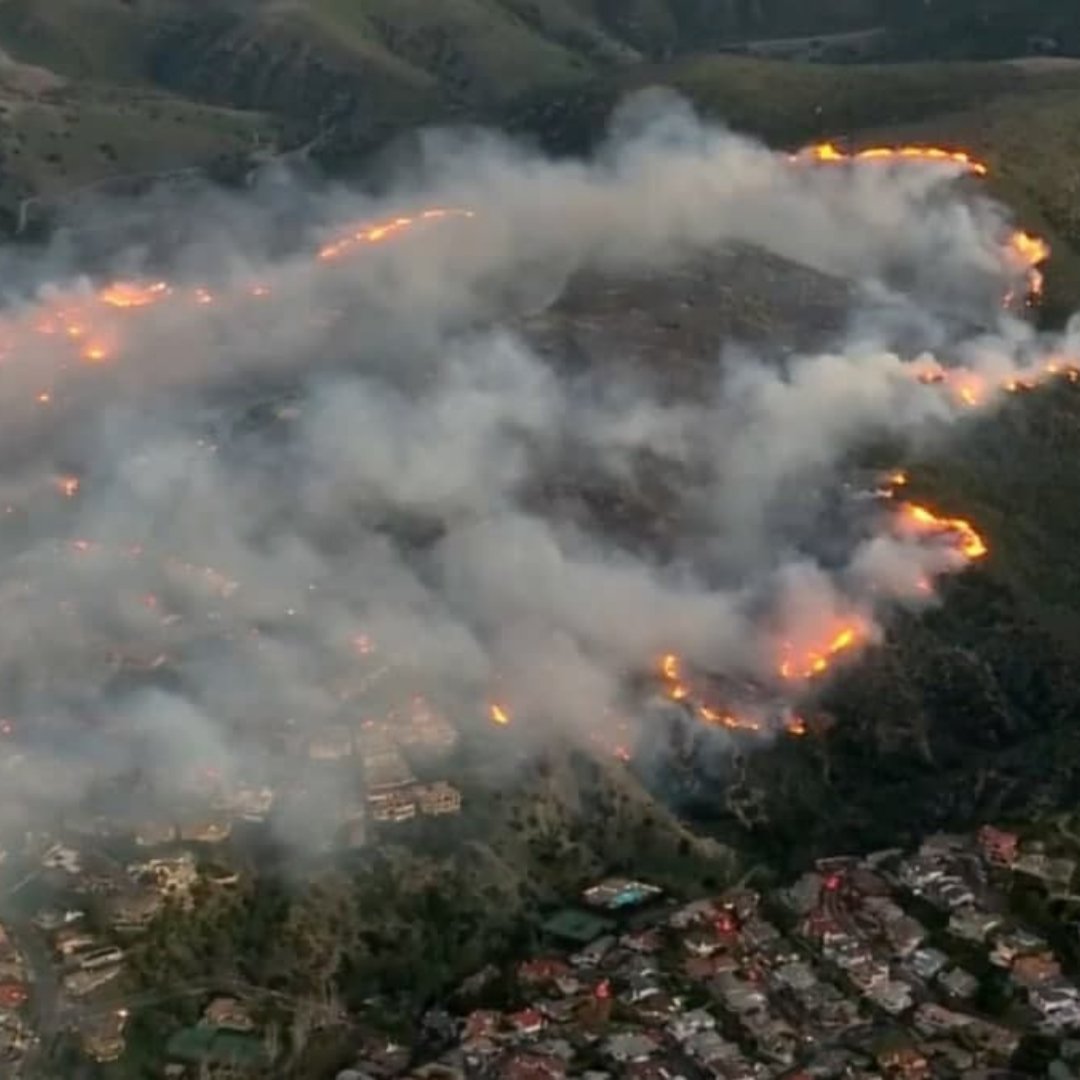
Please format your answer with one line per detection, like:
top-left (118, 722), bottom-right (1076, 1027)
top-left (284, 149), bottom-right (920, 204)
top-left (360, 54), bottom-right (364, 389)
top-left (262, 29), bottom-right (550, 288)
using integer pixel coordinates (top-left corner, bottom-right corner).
top-left (778, 623), bottom-right (865, 682)
top-left (317, 207), bottom-right (475, 262)
top-left (99, 281), bottom-right (170, 309)
top-left (659, 652), bottom-right (692, 702)
top-left (1006, 229), bottom-right (1050, 302)
top-left (794, 143), bottom-right (988, 176)
top-left (489, 703), bottom-right (511, 726)
top-left (697, 704), bottom-right (762, 733)
top-left (897, 502), bottom-right (988, 561)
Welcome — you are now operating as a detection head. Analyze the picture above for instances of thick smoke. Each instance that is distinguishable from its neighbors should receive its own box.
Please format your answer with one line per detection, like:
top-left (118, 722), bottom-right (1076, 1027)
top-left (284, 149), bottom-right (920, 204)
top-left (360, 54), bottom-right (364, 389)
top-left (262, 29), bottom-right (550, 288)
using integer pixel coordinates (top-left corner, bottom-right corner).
top-left (0, 91), bottom-right (1067, 846)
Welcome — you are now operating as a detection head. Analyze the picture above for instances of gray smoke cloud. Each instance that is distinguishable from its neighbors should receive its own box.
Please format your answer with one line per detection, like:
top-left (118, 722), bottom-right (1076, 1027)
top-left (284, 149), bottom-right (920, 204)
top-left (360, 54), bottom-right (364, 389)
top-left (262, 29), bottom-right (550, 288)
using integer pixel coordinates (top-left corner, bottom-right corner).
top-left (0, 90), bottom-right (1067, 848)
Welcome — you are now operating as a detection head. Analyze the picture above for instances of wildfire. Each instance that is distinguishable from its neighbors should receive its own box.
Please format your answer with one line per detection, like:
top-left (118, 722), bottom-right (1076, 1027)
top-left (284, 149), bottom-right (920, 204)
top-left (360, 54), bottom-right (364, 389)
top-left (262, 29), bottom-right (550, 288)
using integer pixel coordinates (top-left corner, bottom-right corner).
top-left (659, 652), bottom-right (692, 702)
top-left (778, 623), bottom-right (865, 682)
top-left (794, 142), bottom-right (988, 177)
top-left (1006, 229), bottom-right (1051, 301)
top-left (657, 654), bottom-right (766, 733)
top-left (897, 502), bottom-right (988, 561)
top-left (786, 715), bottom-right (808, 737)
top-left (489, 703), bottom-right (511, 726)
top-left (316, 207), bottom-right (475, 262)
top-left (698, 704), bottom-right (762, 734)
top-left (98, 281), bottom-right (170, 309)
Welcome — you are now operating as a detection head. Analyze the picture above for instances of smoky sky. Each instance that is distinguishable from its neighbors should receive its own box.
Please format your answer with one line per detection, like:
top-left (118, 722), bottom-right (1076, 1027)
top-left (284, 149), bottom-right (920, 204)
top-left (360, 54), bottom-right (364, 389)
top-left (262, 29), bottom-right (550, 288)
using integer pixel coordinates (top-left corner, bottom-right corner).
top-left (0, 90), bottom-right (1068, 841)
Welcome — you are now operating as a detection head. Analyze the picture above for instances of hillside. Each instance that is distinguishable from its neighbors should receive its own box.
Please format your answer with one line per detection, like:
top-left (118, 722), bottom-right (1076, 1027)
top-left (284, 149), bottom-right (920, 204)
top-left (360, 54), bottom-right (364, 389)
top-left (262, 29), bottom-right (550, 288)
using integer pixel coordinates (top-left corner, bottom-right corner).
top-left (674, 376), bottom-right (1080, 874)
top-left (125, 746), bottom-right (734, 1018)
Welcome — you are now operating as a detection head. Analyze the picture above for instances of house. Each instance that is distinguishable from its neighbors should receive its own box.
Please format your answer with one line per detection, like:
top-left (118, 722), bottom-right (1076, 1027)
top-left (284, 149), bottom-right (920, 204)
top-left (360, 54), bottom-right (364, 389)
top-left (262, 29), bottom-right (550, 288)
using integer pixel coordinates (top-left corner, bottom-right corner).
top-left (53, 929), bottom-right (98, 959)
top-left (684, 954), bottom-right (738, 981)
top-left (781, 874), bottom-right (823, 915)
top-left (221, 784), bottom-right (274, 822)
top-left (937, 967), bottom-right (979, 1000)
top-left (898, 857), bottom-right (944, 891)
top-left (203, 997), bottom-right (255, 1033)
top-left (1015, 853), bottom-right (1077, 890)
top-left (604, 1032), bottom-right (659, 1064)
top-left (32, 908), bottom-right (84, 932)
top-left (775, 962), bottom-right (818, 993)
top-left (876, 1045), bottom-right (928, 1078)
top-left (582, 878), bottom-right (663, 912)
top-left (80, 1009), bottom-right (128, 1063)
top-left (669, 899), bottom-right (719, 929)
top-left (134, 822), bottom-right (177, 847)
top-left (635, 991), bottom-right (680, 1023)
top-left (912, 1003), bottom-right (970, 1036)
top-left (130, 852), bottom-right (199, 898)
top-left (848, 959), bottom-right (889, 992)
top-left (866, 980), bottom-right (913, 1016)
top-left (499, 1052), bottom-right (567, 1080)
top-left (719, 979), bottom-right (767, 1014)
top-left (622, 928), bottom-right (662, 954)
top-left (308, 725), bottom-right (354, 760)
top-left (416, 782), bottom-right (462, 816)
top-left (107, 888), bottom-right (164, 930)
top-left (41, 843), bottom-right (81, 874)
top-left (1030, 982), bottom-right (1080, 1019)
top-left (926, 877), bottom-right (975, 911)
top-left (684, 1029), bottom-right (740, 1065)
top-left (462, 1011), bottom-right (502, 1043)
top-left (1012, 953), bottom-right (1063, 988)
top-left (518, 958), bottom-right (572, 987)
top-left (178, 817), bottom-right (232, 844)
top-left (63, 964), bottom-right (122, 997)
top-left (625, 975), bottom-right (663, 1004)
top-left (741, 918), bottom-right (781, 949)
top-left (668, 1009), bottom-right (716, 1043)
top-left (570, 936), bottom-right (615, 968)
top-left (948, 907), bottom-right (1001, 943)
top-left (684, 928), bottom-right (724, 957)
top-left (863, 896), bottom-right (906, 926)
top-left (978, 826), bottom-right (1019, 866)
top-left (909, 947), bottom-right (948, 981)
top-left (624, 1061), bottom-right (691, 1080)
top-left (990, 927), bottom-right (1048, 967)
top-left (884, 916), bottom-right (926, 957)
top-left (963, 1017), bottom-right (1021, 1060)
top-left (507, 1008), bottom-right (545, 1037)
top-left (368, 790), bottom-right (417, 823)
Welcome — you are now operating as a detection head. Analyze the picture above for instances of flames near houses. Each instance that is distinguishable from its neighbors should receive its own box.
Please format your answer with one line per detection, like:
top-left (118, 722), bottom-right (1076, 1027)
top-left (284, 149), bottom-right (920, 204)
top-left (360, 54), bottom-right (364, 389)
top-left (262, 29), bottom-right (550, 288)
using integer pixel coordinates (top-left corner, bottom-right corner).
top-left (0, 94), bottom-right (1072, 874)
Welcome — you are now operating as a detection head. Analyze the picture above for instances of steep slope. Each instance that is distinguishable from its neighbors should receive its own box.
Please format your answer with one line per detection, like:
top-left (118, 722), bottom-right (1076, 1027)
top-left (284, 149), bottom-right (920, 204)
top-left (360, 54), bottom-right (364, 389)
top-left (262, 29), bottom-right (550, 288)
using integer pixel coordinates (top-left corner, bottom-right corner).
top-left (677, 379), bottom-right (1080, 873)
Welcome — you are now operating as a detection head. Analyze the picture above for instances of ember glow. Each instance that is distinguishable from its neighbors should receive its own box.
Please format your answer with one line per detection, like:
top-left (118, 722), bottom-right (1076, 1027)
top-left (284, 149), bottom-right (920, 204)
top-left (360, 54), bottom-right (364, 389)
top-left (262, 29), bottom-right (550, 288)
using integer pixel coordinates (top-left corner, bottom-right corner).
top-left (489, 704), bottom-right (511, 726)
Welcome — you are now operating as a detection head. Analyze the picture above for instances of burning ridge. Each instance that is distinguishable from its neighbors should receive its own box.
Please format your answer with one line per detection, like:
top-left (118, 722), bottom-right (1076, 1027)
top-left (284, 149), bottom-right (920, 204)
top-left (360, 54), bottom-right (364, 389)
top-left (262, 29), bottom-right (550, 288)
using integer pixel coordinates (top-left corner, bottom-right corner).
top-left (0, 104), bottom-right (1073, 843)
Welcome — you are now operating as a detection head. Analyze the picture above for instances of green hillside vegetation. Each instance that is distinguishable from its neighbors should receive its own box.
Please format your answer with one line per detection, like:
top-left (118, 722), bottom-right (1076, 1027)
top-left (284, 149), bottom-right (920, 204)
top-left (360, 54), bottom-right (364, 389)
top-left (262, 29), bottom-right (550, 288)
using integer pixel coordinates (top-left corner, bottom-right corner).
top-left (125, 747), bottom-right (733, 1035)
top-left (695, 378), bottom-right (1080, 872)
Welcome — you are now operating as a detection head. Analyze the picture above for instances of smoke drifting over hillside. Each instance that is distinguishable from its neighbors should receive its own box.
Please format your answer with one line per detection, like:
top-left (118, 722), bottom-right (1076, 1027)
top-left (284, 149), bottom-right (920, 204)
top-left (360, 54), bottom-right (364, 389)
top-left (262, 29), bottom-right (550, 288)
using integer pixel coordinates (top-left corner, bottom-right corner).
top-left (0, 90), bottom-right (1068, 842)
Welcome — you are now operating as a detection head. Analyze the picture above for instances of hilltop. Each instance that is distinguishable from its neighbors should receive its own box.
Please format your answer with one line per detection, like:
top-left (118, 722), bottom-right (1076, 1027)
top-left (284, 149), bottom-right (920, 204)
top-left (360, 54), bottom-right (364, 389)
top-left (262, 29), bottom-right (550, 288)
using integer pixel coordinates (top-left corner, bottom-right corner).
top-left (0, 2), bottom-right (1076, 247)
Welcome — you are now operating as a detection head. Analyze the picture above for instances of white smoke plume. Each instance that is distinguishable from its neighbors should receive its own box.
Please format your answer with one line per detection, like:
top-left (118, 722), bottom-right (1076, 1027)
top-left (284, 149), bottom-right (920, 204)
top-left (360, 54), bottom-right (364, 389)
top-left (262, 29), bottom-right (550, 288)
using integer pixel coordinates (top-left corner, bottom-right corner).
top-left (0, 90), bottom-right (1067, 846)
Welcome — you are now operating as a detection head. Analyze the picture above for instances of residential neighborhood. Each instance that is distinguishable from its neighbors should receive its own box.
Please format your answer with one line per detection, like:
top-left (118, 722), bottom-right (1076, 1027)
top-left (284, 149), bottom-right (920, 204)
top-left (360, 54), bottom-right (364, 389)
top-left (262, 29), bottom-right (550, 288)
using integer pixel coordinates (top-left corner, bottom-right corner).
top-left (5, 818), bottom-right (1080, 1074)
